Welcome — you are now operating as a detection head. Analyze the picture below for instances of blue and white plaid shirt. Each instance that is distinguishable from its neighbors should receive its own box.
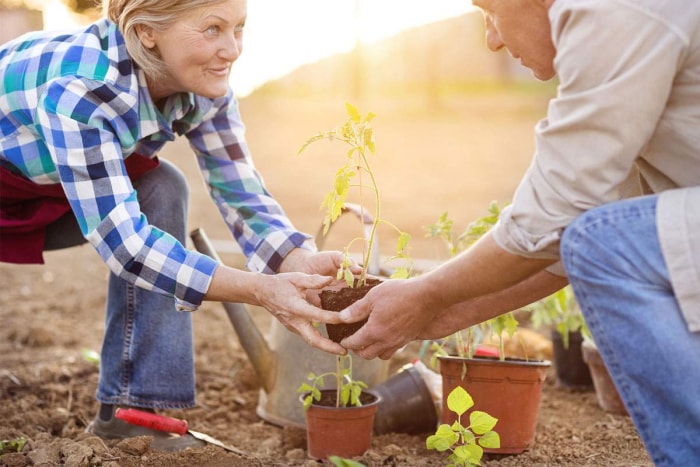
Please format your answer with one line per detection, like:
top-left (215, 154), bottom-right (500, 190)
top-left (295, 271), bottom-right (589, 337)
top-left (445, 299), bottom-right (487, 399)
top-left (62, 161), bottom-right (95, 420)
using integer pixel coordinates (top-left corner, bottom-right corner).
top-left (0, 19), bottom-right (314, 311)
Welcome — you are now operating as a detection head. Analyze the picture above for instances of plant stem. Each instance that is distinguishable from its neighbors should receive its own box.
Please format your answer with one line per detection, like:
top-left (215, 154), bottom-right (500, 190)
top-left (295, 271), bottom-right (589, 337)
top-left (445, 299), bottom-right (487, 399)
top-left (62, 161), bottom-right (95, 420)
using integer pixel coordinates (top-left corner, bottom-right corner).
top-left (358, 147), bottom-right (380, 285)
top-left (336, 355), bottom-right (342, 408)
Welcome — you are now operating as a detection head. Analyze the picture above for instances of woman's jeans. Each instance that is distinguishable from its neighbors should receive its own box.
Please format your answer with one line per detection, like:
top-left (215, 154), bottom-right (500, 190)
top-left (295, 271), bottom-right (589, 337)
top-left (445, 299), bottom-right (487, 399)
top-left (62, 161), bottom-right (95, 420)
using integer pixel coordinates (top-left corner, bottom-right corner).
top-left (45, 160), bottom-right (197, 409)
top-left (561, 195), bottom-right (700, 466)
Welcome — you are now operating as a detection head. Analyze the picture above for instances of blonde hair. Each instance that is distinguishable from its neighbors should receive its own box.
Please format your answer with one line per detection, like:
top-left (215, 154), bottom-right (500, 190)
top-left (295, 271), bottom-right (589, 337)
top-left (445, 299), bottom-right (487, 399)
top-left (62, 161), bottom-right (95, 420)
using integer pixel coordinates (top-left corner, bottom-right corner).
top-left (102, 0), bottom-right (227, 78)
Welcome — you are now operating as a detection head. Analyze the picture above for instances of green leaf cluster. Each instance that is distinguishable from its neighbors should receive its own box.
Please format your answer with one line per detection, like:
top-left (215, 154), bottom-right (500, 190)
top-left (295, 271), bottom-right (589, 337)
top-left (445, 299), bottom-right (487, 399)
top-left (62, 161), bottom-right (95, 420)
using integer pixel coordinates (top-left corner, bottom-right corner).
top-left (0, 437), bottom-right (26, 454)
top-left (425, 201), bottom-right (519, 360)
top-left (329, 456), bottom-right (366, 467)
top-left (426, 386), bottom-right (500, 466)
top-left (298, 103), bottom-right (412, 286)
top-left (530, 285), bottom-right (590, 348)
top-left (297, 355), bottom-right (368, 409)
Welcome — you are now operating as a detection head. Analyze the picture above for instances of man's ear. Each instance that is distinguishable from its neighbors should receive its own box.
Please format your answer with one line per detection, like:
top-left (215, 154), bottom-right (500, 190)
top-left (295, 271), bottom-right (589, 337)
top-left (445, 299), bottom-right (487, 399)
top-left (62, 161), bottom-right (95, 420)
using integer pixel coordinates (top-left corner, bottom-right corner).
top-left (135, 24), bottom-right (157, 49)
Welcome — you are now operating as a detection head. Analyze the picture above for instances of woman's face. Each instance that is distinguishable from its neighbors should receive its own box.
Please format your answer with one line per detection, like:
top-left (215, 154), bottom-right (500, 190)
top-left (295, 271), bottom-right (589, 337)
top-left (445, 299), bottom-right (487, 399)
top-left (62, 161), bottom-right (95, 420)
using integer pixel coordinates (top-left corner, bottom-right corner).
top-left (472, 0), bottom-right (556, 81)
top-left (139, 0), bottom-right (246, 100)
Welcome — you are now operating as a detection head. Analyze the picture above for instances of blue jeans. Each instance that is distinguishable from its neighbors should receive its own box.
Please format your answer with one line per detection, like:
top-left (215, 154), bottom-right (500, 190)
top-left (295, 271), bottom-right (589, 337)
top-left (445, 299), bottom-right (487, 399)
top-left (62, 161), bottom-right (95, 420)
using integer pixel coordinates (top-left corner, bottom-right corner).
top-left (46, 160), bottom-right (197, 409)
top-left (561, 195), bottom-right (700, 466)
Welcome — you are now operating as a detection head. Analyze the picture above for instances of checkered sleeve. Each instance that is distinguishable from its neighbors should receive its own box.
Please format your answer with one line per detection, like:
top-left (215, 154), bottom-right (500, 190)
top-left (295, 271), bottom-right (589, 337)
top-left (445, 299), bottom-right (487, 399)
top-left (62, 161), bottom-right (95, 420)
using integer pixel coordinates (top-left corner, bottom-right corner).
top-left (186, 94), bottom-right (315, 274)
top-left (36, 77), bottom-right (218, 311)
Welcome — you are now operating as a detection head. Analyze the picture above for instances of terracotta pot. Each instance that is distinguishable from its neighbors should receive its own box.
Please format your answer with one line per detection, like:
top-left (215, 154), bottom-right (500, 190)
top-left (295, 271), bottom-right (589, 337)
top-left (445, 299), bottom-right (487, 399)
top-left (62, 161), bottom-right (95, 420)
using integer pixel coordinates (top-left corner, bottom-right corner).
top-left (438, 355), bottom-right (550, 454)
top-left (302, 389), bottom-right (380, 460)
top-left (581, 343), bottom-right (628, 415)
top-left (551, 330), bottom-right (593, 390)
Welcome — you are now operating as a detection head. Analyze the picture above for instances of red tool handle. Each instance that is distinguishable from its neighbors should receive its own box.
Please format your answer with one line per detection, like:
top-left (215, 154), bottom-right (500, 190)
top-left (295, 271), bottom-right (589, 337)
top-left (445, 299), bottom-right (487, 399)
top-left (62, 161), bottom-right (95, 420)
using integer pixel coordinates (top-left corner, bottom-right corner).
top-left (114, 408), bottom-right (189, 435)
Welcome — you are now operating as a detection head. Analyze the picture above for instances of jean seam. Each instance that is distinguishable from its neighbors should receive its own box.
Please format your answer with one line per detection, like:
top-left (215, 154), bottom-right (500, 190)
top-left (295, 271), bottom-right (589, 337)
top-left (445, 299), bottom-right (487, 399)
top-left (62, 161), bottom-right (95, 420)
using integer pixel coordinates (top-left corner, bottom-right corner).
top-left (121, 282), bottom-right (135, 401)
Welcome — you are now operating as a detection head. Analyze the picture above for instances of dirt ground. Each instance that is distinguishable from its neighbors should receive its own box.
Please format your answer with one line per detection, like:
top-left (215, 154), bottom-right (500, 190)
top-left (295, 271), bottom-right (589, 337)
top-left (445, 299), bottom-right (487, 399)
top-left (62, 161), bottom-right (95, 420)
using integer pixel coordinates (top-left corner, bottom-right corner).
top-left (0, 91), bottom-right (653, 466)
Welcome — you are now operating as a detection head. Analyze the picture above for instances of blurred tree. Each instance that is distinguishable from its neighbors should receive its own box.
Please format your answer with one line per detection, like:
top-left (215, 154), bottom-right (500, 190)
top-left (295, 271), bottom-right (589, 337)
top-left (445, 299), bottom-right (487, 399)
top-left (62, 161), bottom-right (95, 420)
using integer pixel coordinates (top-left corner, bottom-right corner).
top-left (63, 0), bottom-right (100, 14)
top-left (0, 0), bottom-right (40, 9)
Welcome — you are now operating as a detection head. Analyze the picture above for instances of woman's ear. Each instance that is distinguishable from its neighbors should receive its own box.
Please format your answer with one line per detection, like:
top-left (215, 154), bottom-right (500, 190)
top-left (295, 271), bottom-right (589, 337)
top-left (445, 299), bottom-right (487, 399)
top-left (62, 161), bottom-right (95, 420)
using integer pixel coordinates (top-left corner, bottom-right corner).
top-left (135, 24), bottom-right (157, 49)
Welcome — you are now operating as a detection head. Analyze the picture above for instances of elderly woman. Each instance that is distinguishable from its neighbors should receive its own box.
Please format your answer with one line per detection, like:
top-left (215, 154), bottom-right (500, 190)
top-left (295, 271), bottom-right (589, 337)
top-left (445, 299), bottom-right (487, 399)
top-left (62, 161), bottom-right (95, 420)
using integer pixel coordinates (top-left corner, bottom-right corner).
top-left (0, 0), bottom-right (347, 451)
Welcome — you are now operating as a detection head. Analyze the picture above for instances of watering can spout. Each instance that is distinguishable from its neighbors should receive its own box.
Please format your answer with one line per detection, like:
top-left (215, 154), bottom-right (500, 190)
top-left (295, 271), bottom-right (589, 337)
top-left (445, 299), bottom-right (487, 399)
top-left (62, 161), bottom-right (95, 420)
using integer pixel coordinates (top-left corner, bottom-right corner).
top-left (190, 228), bottom-right (276, 393)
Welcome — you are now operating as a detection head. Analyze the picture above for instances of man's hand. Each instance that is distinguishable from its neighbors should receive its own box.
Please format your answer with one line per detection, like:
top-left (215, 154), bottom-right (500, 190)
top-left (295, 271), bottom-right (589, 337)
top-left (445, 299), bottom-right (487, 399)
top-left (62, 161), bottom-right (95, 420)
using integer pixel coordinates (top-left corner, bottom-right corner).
top-left (338, 278), bottom-right (440, 360)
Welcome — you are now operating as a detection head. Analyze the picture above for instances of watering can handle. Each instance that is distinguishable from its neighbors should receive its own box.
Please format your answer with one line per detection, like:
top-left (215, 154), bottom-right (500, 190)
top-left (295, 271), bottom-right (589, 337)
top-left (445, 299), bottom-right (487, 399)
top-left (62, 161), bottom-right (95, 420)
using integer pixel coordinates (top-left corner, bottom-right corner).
top-left (190, 228), bottom-right (276, 393)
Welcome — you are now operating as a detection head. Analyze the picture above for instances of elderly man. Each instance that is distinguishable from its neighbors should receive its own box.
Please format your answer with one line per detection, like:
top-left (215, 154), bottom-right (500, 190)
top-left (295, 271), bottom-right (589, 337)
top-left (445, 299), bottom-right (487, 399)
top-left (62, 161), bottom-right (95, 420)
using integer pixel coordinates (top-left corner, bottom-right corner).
top-left (337, 1), bottom-right (700, 465)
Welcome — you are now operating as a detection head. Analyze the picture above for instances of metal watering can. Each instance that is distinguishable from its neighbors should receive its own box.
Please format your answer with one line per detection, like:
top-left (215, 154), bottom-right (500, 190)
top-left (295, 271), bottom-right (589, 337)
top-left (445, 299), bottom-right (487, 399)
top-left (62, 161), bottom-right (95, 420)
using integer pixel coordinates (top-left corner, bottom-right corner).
top-left (190, 204), bottom-right (391, 428)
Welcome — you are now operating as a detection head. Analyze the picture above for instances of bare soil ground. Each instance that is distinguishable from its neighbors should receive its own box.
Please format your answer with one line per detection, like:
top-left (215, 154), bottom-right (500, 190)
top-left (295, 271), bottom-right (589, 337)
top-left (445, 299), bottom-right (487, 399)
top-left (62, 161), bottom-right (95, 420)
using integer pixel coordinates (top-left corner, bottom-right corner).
top-left (0, 91), bottom-right (652, 466)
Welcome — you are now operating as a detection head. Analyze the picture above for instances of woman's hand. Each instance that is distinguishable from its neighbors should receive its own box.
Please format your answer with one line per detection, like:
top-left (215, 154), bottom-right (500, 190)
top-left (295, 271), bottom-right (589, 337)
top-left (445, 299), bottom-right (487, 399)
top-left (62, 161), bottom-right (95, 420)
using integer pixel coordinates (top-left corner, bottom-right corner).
top-left (253, 271), bottom-right (350, 354)
top-left (205, 264), bottom-right (348, 354)
top-left (279, 249), bottom-right (363, 305)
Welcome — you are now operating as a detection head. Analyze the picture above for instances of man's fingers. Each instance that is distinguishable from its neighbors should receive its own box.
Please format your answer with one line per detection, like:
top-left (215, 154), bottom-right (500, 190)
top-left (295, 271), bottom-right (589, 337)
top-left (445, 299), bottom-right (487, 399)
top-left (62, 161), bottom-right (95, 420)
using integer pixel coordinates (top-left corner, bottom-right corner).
top-left (340, 320), bottom-right (373, 350)
top-left (337, 300), bottom-right (370, 324)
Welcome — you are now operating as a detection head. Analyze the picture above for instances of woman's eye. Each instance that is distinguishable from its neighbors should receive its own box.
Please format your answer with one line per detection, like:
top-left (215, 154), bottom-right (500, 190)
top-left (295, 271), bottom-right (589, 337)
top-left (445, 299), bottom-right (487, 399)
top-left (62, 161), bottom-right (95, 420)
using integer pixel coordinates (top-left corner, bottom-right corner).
top-left (205, 25), bottom-right (220, 35)
top-left (234, 23), bottom-right (245, 33)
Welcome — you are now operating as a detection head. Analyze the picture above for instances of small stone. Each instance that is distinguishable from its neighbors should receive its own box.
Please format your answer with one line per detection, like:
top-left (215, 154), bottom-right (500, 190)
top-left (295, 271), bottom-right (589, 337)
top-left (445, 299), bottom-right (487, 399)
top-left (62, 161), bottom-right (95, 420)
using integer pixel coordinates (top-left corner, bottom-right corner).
top-left (115, 436), bottom-right (151, 456)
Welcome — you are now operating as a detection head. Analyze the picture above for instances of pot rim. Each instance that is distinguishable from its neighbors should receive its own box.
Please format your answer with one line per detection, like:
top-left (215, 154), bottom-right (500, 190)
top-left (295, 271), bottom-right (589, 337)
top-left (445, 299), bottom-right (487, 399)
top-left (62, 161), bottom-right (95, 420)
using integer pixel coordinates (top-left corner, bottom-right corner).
top-left (437, 354), bottom-right (552, 368)
top-left (299, 388), bottom-right (382, 410)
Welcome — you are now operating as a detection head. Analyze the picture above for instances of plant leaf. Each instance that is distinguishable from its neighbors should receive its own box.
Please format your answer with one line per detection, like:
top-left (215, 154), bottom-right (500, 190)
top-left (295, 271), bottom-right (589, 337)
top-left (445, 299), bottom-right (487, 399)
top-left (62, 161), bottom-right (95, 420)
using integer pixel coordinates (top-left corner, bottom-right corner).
top-left (328, 456), bottom-right (367, 467)
top-left (455, 443), bottom-right (484, 465)
top-left (426, 424), bottom-right (459, 452)
top-left (477, 430), bottom-right (501, 449)
top-left (446, 386), bottom-right (474, 417)
top-left (470, 411), bottom-right (498, 434)
top-left (346, 102), bottom-right (361, 122)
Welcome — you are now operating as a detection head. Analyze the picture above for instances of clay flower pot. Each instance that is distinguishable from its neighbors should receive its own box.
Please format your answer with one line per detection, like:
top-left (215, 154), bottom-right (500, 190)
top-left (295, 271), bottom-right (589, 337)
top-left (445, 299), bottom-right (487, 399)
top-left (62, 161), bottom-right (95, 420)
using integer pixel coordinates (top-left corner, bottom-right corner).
top-left (302, 389), bottom-right (381, 460)
top-left (438, 355), bottom-right (550, 454)
top-left (581, 342), bottom-right (628, 415)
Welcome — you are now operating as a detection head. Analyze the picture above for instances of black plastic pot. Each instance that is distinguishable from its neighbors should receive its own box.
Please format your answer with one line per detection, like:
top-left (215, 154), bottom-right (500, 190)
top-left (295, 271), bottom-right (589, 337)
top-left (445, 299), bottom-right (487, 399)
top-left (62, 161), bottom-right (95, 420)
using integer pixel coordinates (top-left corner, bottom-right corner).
top-left (551, 329), bottom-right (593, 390)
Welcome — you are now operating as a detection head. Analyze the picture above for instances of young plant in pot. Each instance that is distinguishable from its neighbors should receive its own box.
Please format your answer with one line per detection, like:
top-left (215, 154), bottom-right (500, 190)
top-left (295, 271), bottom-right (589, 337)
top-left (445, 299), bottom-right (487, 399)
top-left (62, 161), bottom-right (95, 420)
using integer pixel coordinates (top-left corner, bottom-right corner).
top-left (530, 285), bottom-right (594, 390)
top-left (297, 354), bottom-right (380, 460)
top-left (424, 202), bottom-right (551, 455)
top-left (295, 103), bottom-right (412, 459)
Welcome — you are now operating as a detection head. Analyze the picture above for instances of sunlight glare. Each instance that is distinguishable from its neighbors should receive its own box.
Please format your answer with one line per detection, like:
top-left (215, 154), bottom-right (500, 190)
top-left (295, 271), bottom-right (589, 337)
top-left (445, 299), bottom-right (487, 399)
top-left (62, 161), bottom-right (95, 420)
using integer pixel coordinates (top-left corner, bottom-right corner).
top-left (41, 0), bottom-right (476, 97)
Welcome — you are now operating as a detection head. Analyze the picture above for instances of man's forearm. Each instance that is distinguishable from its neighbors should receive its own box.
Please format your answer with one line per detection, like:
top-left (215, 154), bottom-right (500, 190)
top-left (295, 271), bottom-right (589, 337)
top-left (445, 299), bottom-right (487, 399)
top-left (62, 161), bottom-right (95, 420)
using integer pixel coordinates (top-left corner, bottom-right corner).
top-left (415, 233), bottom-right (558, 311)
top-left (420, 269), bottom-right (569, 339)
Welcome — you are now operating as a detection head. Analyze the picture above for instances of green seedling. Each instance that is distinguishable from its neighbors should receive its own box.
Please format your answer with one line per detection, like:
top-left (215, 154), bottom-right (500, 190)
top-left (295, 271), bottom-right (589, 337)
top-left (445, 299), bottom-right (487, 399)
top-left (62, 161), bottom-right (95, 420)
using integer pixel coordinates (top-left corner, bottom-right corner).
top-left (0, 437), bottom-right (26, 454)
top-left (426, 386), bottom-right (500, 466)
top-left (426, 201), bottom-right (519, 362)
top-left (329, 456), bottom-right (367, 467)
top-left (81, 348), bottom-right (100, 366)
top-left (297, 354), bottom-right (368, 409)
top-left (298, 102), bottom-right (412, 286)
top-left (530, 285), bottom-right (590, 349)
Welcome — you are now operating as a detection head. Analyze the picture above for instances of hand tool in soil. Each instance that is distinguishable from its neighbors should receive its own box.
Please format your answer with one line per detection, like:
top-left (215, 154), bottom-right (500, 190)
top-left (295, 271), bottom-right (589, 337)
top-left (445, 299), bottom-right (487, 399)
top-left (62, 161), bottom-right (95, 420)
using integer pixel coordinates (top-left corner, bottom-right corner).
top-left (115, 408), bottom-right (246, 455)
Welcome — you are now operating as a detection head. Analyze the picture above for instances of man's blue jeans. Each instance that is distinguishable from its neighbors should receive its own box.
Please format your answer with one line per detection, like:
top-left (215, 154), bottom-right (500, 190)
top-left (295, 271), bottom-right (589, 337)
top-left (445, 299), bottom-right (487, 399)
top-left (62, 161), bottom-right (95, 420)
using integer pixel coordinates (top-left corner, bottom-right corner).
top-left (561, 195), bottom-right (700, 466)
top-left (46, 159), bottom-right (197, 409)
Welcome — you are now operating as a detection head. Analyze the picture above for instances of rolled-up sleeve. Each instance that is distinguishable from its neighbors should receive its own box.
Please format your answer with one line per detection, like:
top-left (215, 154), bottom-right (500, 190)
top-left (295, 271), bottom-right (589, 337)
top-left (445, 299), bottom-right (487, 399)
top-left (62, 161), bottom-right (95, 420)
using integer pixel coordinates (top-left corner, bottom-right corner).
top-left (493, 1), bottom-right (684, 259)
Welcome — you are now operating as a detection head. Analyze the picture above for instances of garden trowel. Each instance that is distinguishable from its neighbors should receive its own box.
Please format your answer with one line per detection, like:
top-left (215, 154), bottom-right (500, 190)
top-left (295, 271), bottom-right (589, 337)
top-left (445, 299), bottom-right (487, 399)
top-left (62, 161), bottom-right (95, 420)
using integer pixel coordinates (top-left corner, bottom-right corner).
top-left (115, 408), bottom-right (246, 455)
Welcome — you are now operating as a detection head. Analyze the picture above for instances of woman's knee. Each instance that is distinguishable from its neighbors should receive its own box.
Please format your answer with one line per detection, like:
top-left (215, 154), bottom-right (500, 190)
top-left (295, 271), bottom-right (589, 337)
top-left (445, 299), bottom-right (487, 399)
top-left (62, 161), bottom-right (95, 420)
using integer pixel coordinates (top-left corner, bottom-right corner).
top-left (134, 159), bottom-right (190, 239)
top-left (135, 159), bottom-right (189, 211)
